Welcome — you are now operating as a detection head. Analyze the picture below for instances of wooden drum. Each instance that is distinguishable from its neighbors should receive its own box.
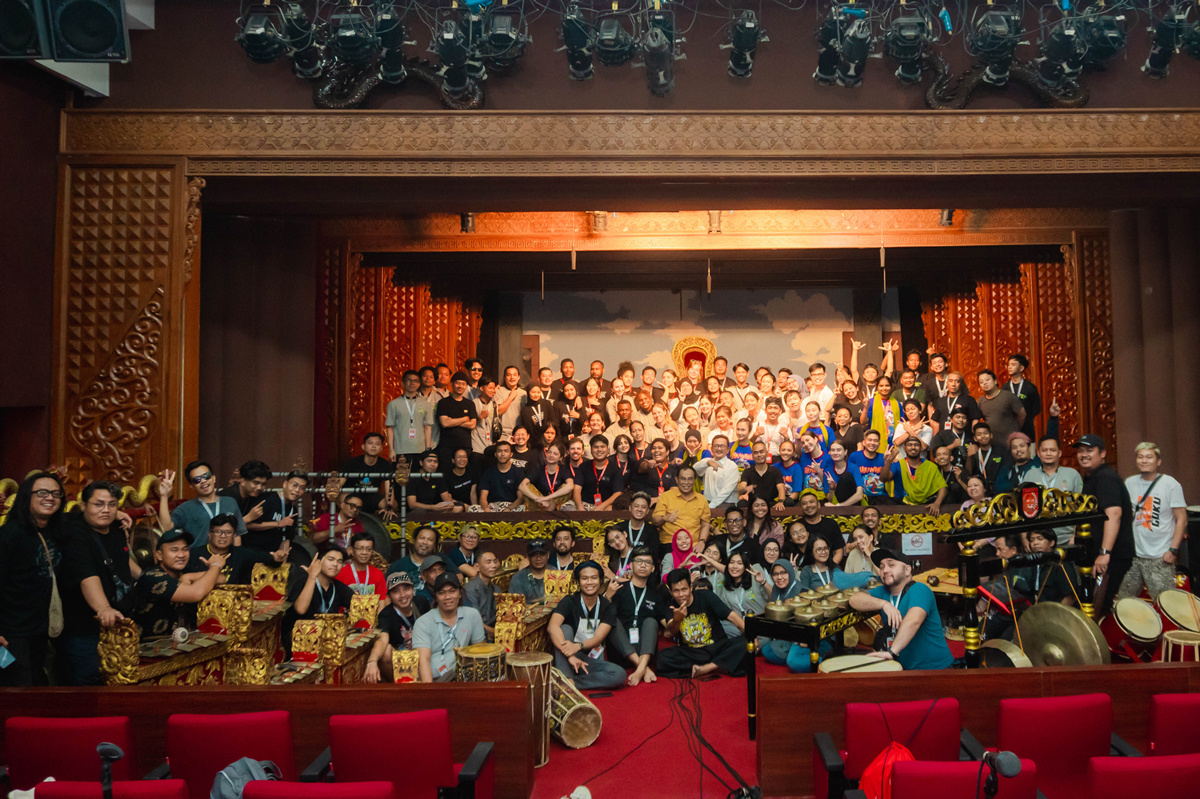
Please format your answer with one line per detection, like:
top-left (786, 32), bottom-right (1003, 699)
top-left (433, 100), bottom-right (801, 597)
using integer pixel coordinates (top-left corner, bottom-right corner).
top-left (1156, 588), bottom-right (1200, 634)
top-left (507, 651), bottom-right (553, 768)
top-left (817, 654), bottom-right (903, 674)
top-left (1161, 631), bottom-right (1200, 663)
top-left (456, 643), bottom-right (507, 682)
top-left (548, 668), bottom-right (603, 749)
top-left (1099, 598), bottom-right (1162, 662)
top-left (844, 616), bottom-right (883, 649)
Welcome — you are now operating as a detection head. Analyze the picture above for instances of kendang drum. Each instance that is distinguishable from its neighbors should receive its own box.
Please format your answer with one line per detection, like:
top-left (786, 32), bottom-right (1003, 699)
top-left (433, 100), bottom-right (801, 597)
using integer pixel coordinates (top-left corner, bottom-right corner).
top-left (845, 616), bottom-right (883, 649)
top-left (817, 654), bottom-right (903, 675)
top-left (507, 651), bottom-right (553, 768)
top-left (1161, 631), bottom-right (1200, 663)
top-left (1099, 598), bottom-right (1162, 662)
top-left (456, 643), bottom-right (507, 682)
top-left (548, 668), bottom-right (603, 749)
top-left (1155, 588), bottom-right (1200, 634)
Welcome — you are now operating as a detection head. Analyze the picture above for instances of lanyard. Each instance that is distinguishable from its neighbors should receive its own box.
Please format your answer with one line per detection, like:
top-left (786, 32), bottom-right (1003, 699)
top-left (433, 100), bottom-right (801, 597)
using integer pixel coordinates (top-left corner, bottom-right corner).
top-left (202, 500), bottom-right (219, 519)
top-left (978, 448), bottom-right (991, 475)
top-left (580, 596), bottom-right (600, 628)
top-left (1010, 379), bottom-right (1024, 398)
top-left (725, 537), bottom-right (744, 558)
top-left (440, 617), bottom-right (460, 653)
top-left (634, 445), bottom-right (647, 462)
top-left (315, 581), bottom-right (335, 614)
top-left (631, 584), bottom-right (649, 620)
top-left (350, 563), bottom-right (369, 586)
top-left (656, 464), bottom-right (669, 495)
top-left (593, 460), bottom-right (609, 487)
top-left (935, 377), bottom-right (948, 398)
top-left (280, 497), bottom-right (291, 521)
top-left (617, 550), bottom-right (632, 575)
top-left (865, 384), bottom-right (877, 400)
top-left (460, 548), bottom-right (475, 565)
top-left (403, 396), bottom-right (418, 423)
top-left (544, 466), bottom-right (559, 492)
top-left (815, 567), bottom-right (830, 587)
top-left (627, 522), bottom-right (645, 547)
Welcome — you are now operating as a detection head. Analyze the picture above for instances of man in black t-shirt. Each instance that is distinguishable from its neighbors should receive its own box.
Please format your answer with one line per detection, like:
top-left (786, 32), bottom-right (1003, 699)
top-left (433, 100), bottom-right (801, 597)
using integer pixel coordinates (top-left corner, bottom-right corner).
top-left (548, 561), bottom-right (628, 690)
top-left (443, 448), bottom-right (478, 507)
top-left (133, 529), bottom-right (225, 638)
top-left (609, 547), bottom-right (666, 686)
top-left (246, 471), bottom-right (307, 553)
top-left (708, 506), bottom-right (763, 568)
top-left (406, 450), bottom-right (460, 512)
top-left (186, 514), bottom-right (289, 585)
top-left (364, 571), bottom-right (423, 683)
top-left (435, 371), bottom-right (479, 473)
top-left (657, 568), bottom-right (747, 678)
top-left (217, 460), bottom-right (271, 522)
top-left (1075, 434), bottom-right (1135, 616)
top-left (340, 433), bottom-right (396, 514)
top-left (479, 441), bottom-right (525, 511)
top-left (929, 407), bottom-right (972, 470)
top-left (798, 491), bottom-right (847, 566)
top-left (573, 436), bottom-right (626, 511)
top-left (736, 442), bottom-right (787, 508)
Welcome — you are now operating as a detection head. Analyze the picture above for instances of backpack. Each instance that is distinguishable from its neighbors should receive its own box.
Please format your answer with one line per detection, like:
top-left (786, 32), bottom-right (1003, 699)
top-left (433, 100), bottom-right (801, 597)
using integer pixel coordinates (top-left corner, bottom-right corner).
top-left (856, 699), bottom-right (942, 799)
top-left (210, 758), bottom-right (282, 799)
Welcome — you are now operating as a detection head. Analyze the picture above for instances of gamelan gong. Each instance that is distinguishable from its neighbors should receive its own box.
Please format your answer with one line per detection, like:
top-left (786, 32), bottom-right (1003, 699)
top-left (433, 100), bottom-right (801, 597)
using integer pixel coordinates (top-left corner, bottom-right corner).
top-left (1015, 602), bottom-right (1111, 667)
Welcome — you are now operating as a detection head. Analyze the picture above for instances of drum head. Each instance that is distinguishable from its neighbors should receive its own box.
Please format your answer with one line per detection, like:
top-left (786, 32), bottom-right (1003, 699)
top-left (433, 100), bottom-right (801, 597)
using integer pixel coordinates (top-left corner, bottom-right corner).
top-left (1115, 597), bottom-right (1163, 641)
top-left (358, 513), bottom-right (394, 557)
top-left (817, 655), bottom-right (903, 674)
top-left (1157, 589), bottom-right (1200, 632)
top-left (460, 643), bottom-right (506, 658)
top-left (507, 651), bottom-right (553, 667)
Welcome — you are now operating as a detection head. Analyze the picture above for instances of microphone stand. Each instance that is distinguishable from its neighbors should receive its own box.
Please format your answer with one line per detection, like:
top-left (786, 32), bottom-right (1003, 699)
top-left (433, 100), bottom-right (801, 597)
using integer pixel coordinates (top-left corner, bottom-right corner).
top-left (97, 742), bottom-right (125, 799)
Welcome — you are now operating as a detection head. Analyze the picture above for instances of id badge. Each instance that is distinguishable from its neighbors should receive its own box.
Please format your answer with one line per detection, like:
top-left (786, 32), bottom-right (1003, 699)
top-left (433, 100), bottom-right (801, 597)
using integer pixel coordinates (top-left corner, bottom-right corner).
top-left (594, 493), bottom-right (602, 505)
top-left (408, 428), bottom-right (417, 440)
top-left (588, 646), bottom-right (603, 660)
top-left (629, 628), bottom-right (640, 645)
top-left (437, 662), bottom-right (448, 676)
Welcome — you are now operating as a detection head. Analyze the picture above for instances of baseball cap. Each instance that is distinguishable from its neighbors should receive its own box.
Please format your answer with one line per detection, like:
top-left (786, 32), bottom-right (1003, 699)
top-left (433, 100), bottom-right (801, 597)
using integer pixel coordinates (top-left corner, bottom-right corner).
top-left (387, 572), bottom-right (414, 591)
top-left (452, 370), bottom-right (471, 383)
top-left (527, 538), bottom-right (549, 554)
top-left (158, 529), bottom-right (195, 548)
top-left (420, 554), bottom-right (447, 573)
top-left (433, 572), bottom-right (461, 593)
top-left (870, 548), bottom-right (913, 569)
top-left (1071, 434), bottom-right (1106, 450)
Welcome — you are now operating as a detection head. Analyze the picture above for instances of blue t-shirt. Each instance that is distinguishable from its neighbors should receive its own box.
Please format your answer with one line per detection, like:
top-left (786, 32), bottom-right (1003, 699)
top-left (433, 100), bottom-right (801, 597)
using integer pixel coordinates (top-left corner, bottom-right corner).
top-left (774, 459), bottom-right (806, 496)
top-left (847, 451), bottom-right (891, 498)
top-left (731, 443), bottom-right (755, 472)
top-left (868, 581), bottom-right (954, 671)
top-left (798, 452), bottom-right (836, 498)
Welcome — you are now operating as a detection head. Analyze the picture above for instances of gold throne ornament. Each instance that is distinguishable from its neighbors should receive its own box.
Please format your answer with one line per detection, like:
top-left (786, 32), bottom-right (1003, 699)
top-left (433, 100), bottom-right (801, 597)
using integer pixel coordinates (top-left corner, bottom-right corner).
top-left (672, 337), bottom-right (718, 380)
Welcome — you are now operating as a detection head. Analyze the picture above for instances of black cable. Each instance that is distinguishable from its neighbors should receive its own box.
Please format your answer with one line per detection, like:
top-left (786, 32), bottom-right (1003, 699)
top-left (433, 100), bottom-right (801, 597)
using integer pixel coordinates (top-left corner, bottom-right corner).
top-left (578, 676), bottom-right (683, 787)
top-left (974, 756), bottom-right (986, 799)
top-left (675, 677), bottom-right (733, 792)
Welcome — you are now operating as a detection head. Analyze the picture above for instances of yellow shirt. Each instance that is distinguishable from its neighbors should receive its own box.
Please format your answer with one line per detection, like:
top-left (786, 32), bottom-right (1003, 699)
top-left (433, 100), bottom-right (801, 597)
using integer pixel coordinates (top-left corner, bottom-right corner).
top-left (655, 489), bottom-right (712, 546)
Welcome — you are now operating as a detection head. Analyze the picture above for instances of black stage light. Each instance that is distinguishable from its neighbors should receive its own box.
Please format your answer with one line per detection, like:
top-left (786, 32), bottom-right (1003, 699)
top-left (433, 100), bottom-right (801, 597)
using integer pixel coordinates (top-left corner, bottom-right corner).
top-left (237, 4), bottom-right (289, 64)
top-left (484, 8), bottom-right (527, 73)
top-left (968, 5), bottom-right (1022, 86)
top-left (460, 213), bottom-right (475, 234)
top-left (884, 11), bottom-right (930, 85)
top-left (329, 7), bottom-right (378, 68)
top-left (460, 6), bottom-right (486, 81)
top-left (1079, 11), bottom-right (1126, 67)
top-left (596, 15), bottom-right (634, 67)
top-left (726, 10), bottom-right (762, 78)
top-left (1143, 4), bottom-right (1190, 78)
top-left (836, 17), bottom-right (871, 87)
top-left (813, 9), bottom-right (842, 85)
top-left (376, 4), bottom-right (407, 83)
top-left (48, 0), bottom-right (129, 62)
top-left (1036, 18), bottom-right (1086, 90)
top-left (561, 4), bottom-right (593, 80)
top-left (284, 2), bottom-right (323, 78)
top-left (643, 25), bottom-right (673, 96)
top-left (649, 9), bottom-right (674, 49)
top-left (439, 19), bottom-right (470, 99)
top-left (0, 0), bottom-right (52, 59)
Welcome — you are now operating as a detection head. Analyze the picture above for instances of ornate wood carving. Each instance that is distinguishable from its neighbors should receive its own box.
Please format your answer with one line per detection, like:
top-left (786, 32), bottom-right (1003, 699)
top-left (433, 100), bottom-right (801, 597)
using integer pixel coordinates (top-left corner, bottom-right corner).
top-left (1025, 261), bottom-right (1083, 452)
top-left (182, 178), bottom-right (205, 284)
top-left (346, 254), bottom-right (375, 455)
top-left (60, 110), bottom-right (1200, 179)
top-left (1078, 233), bottom-right (1117, 452)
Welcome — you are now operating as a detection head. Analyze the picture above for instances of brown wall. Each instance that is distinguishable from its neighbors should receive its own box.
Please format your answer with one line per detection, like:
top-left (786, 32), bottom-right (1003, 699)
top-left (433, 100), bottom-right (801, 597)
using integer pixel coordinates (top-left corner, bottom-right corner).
top-left (0, 64), bottom-right (65, 478)
top-left (85, 0), bottom-right (1200, 112)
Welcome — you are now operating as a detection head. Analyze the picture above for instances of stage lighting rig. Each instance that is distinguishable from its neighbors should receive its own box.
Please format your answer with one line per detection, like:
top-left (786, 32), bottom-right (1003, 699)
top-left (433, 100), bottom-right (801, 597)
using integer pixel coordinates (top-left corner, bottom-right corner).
top-left (1143, 3), bottom-right (1193, 78)
top-left (236, 4), bottom-right (290, 64)
top-left (814, 4), bottom-right (872, 87)
top-left (438, 19), bottom-right (471, 99)
top-left (722, 10), bottom-right (766, 78)
top-left (1036, 17), bottom-right (1086, 90)
top-left (1078, 9), bottom-right (1127, 68)
top-left (560, 4), bottom-right (594, 79)
top-left (595, 14), bottom-right (635, 67)
top-left (376, 4), bottom-right (410, 84)
top-left (284, 3), bottom-right (324, 78)
top-left (967, 3), bottom-right (1024, 86)
top-left (329, 5), bottom-right (379, 68)
top-left (642, 26), bottom-right (675, 95)
top-left (883, 5), bottom-right (935, 84)
top-left (483, 6), bottom-right (529, 74)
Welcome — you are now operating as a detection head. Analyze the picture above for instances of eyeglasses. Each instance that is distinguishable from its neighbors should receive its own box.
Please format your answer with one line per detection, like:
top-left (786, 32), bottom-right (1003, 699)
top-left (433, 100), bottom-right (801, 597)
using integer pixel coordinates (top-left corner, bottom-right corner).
top-left (189, 472), bottom-right (213, 484)
top-left (469, 366), bottom-right (483, 372)
top-left (89, 500), bottom-right (119, 510)
top-left (33, 489), bottom-right (65, 499)
top-left (633, 558), bottom-right (655, 565)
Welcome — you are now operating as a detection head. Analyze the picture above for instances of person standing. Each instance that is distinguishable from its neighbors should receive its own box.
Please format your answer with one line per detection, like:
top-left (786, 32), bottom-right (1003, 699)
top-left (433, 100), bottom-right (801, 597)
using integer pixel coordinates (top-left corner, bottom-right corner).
top-left (1074, 435), bottom-right (1136, 616)
top-left (1025, 435), bottom-right (1084, 545)
top-left (849, 548), bottom-right (954, 670)
top-left (549, 561), bottom-right (628, 690)
top-left (975, 369), bottom-right (1026, 450)
top-left (1002, 354), bottom-right (1041, 439)
top-left (436, 371), bottom-right (478, 474)
top-left (385, 370), bottom-right (429, 461)
top-left (495, 366), bottom-right (527, 442)
top-left (694, 435), bottom-right (740, 508)
top-left (1116, 443), bottom-right (1188, 601)
top-left (471, 377), bottom-right (501, 469)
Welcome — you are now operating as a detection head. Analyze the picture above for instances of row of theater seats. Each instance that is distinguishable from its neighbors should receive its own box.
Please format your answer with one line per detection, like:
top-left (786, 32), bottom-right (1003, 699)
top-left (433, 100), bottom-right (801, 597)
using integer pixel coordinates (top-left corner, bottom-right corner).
top-left (816, 692), bottom-right (1200, 799)
top-left (1, 710), bottom-right (494, 799)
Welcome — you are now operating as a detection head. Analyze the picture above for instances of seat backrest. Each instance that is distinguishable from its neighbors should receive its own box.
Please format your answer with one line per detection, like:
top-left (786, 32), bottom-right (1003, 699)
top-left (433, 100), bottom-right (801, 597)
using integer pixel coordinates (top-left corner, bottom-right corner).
top-left (843, 699), bottom-right (961, 780)
top-left (35, 781), bottom-right (189, 799)
top-left (167, 711), bottom-right (296, 799)
top-left (328, 711), bottom-right (455, 799)
top-left (243, 782), bottom-right (396, 799)
top-left (998, 694), bottom-right (1111, 793)
top-left (891, 759), bottom-right (1038, 799)
top-left (5, 717), bottom-right (137, 791)
top-left (1087, 753), bottom-right (1200, 799)
top-left (1150, 693), bottom-right (1200, 757)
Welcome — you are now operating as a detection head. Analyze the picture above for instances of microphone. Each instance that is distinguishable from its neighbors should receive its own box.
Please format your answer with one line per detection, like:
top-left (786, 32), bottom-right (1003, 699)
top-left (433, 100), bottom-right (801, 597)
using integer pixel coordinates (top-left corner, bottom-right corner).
top-left (97, 742), bottom-right (125, 799)
top-left (982, 750), bottom-right (1021, 799)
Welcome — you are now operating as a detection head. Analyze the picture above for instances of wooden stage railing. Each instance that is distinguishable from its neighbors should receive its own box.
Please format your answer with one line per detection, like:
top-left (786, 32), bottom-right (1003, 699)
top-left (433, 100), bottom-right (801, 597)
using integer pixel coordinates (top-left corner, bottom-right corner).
top-left (755, 662), bottom-right (1200, 799)
top-left (0, 684), bottom-right (535, 799)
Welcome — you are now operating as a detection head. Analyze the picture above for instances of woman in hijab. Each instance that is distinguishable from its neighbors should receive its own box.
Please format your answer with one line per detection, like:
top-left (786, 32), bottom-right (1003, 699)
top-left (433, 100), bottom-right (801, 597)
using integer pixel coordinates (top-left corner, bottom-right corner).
top-left (713, 552), bottom-right (765, 638)
top-left (659, 528), bottom-right (704, 579)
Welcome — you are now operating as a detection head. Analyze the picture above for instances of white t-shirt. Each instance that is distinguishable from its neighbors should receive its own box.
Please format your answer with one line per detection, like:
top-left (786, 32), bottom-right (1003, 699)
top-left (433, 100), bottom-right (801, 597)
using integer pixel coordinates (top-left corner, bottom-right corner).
top-left (1124, 473), bottom-right (1188, 559)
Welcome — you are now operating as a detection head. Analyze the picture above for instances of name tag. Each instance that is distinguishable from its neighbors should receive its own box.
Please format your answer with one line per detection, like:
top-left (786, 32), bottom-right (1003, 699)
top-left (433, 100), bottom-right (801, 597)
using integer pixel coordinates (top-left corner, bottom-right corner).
top-left (409, 428), bottom-right (417, 440)
top-left (629, 628), bottom-right (640, 645)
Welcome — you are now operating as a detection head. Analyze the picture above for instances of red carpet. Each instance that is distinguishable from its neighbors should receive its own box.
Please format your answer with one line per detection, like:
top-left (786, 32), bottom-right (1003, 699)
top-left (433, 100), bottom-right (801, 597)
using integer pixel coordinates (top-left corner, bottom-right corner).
top-left (531, 664), bottom-right (791, 799)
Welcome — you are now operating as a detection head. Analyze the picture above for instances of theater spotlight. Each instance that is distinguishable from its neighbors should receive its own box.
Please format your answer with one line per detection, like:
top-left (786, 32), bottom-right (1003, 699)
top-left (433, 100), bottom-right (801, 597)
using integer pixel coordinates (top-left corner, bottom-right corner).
top-left (967, 4), bottom-right (1023, 86)
top-left (283, 3), bottom-right (323, 79)
top-left (561, 4), bottom-right (594, 79)
top-left (460, 213), bottom-right (475, 234)
top-left (376, 5), bottom-right (407, 84)
top-left (438, 19), bottom-right (470, 99)
top-left (724, 10), bottom-right (764, 78)
top-left (596, 15), bottom-right (635, 67)
top-left (643, 26), bottom-right (674, 96)
top-left (837, 17), bottom-right (872, 87)
top-left (484, 7), bottom-right (528, 73)
top-left (1036, 18), bottom-right (1086, 90)
top-left (236, 5), bottom-right (290, 64)
top-left (460, 5), bottom-right (487, 81)
top-left (814, 5), bottom-right (871, 87)
top-left (1143, 4), bottom-right (1192, 78)
top-left (1077, 10), bottom-right (1126, 67)
top-left (884, 8), bottom-right (933, 85)
top-left (329, 6), bottom-right (378, 68)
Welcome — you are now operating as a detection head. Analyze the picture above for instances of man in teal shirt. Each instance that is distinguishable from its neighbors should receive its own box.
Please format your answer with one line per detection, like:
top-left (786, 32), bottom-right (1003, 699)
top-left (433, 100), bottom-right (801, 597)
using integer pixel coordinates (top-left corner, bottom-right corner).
top-left (849, 548), bottom-right (954, 670)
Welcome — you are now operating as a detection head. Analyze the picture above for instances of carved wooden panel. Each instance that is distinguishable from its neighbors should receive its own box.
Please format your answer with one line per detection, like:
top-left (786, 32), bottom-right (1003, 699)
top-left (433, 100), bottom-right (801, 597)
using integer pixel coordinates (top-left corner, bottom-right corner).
top-left (346, 254), bottom-right (376, 454)
top-left (956, 291), bottom-right (989, 395)
top-left (313, 245), bottom-right (344, 467)
top-left (1078, 234), bottom-right (1117, 454)
top-left (986, 267), bottom-right (1031, 375)
top-left (1024, 261), bottom-right (1082, 452)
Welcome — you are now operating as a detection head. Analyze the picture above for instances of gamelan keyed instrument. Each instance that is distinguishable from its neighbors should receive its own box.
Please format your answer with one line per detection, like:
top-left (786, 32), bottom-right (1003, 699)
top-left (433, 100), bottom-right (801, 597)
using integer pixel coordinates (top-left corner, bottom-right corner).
top-left (548, 668), bottom-right (602, 749)
top-left (507, 651), bottom-right (553, 768)
top-left (455, 643), bottom-right (507, 682)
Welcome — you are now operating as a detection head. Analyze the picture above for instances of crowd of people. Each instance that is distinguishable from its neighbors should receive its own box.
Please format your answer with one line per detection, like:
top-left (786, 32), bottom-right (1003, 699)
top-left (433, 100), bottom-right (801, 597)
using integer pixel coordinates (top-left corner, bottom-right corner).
top-left (0, 348), bottom-right (1189, 688)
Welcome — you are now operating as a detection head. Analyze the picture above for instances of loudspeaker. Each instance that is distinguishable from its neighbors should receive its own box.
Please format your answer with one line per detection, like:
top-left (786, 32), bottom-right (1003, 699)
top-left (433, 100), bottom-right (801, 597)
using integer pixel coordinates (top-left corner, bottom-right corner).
top-left (47, 0), bottom-right (128, 62)
top-left (0, 0), bottom-right (52, 59)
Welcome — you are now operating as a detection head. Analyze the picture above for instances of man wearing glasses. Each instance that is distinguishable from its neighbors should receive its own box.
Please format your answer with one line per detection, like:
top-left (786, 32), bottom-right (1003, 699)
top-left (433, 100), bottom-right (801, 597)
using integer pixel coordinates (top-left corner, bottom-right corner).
top-left (158, 460), bottom-right (247, 548)
top-left (464, 358), bottom-right (485, 401)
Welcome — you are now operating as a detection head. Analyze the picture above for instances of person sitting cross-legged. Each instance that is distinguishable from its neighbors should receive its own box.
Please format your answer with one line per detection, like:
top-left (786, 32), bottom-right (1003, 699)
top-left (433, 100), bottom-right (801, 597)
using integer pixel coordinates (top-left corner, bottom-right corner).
top-left (548, 560), bottom-right (628, 691)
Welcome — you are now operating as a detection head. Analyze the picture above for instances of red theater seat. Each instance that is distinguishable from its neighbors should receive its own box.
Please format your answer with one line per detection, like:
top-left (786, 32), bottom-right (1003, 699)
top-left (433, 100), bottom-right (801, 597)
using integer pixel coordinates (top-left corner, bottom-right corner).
top-left (1087, 753), bottom-right (1200, 799)
top-left (165, 712), bottom-right (297, 799)
top-left (35, 781), bottom-right (188, 799)
top-left (998, 694), bottom-right (1137, 799)
top-left (890, 759), bottom-right (1038, 799)
top-left (303, 710), bottom-right (493, 799)
top-left (4, 717), bottom-right (137, 791)
top-left (812, 698), bottom-right (979, 799)
top-left (244, 782), bottom-right (395, 799)
top-left (1149, 693), bottom-right (1200, 756)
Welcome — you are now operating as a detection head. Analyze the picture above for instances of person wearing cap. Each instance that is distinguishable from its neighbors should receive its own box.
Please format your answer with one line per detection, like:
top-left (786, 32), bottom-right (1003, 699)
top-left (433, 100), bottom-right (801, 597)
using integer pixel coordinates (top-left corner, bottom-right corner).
top-left (548, 561), bottom-right (628, 690)
top-left (882, 437), bottom-right (948, 516)
top-left (186, 513), bottom-right (290, 585)
top-left (464, 550), bottom-right (501, 636)
top-left (131, 528), bottom-right (227, 638)
top-left (413, 573), bottom-right (486, 682)
top-left (1074, 434), bottom-right (1136, 615)
top-left (509, 539), bottom-right (551, 602)
top-left (849, 548), bottom-right (954, 670)
top-left (403, 450), bottom-right (460, 513)
top-left (435, 370), bottom-right (479, 475)
top-left (364, 571), bottom-right (423, 683)
top-left (1002, 432), bottom-right (1037, 487)
top-left (414, 554), bottom-right (449, 608)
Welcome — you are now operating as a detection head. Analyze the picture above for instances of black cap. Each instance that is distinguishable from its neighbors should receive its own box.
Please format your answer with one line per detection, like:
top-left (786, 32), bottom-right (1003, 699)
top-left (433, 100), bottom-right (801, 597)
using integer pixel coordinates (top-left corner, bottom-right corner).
top-left (158, 529), bottom-right (195, 548)
top-left (527, 538), bottom-right (549, 554)
top-left (871, 548), bottom-right (913, 569)
top-left (1071, 434), bottom-right (1106, 450)
top-left (452, 370), bottom-right (471, 383)
top-left (433, 572), bottom-right (461, 593)
top-left (420, 554), bottom-right (447, 573)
